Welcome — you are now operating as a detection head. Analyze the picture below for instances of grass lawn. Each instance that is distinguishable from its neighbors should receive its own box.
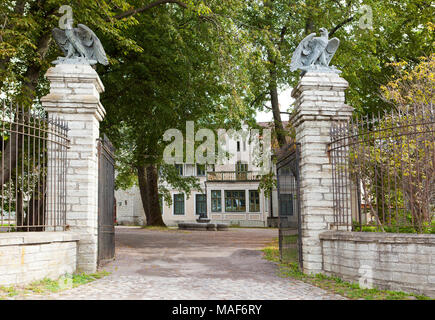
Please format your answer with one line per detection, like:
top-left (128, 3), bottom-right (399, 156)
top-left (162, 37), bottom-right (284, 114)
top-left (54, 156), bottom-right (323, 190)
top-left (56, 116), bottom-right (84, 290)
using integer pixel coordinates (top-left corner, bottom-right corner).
top-left (0, 270), bottom-right (110, 299)
top-left (262, 238), bottom-right (433, 300)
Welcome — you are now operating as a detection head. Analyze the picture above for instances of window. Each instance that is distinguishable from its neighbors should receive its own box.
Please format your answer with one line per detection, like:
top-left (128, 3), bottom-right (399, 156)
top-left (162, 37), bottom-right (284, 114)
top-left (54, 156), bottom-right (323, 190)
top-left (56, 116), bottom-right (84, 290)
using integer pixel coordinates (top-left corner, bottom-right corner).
top-left (236, 161), bottom-right (248, 180)
top-left (118, 202), bottom-right (122, 207)
top-left (174, 194), bottom-right (185, 215)
top-left (196, 164), bottom-right (206, 176)
top-left (243, 140), bottom-right (246, 151)
top-left (237, 141), bottom-right (241, 152)
top-left (236, 161), bottom-right (248, 172)
top-left (279, 194), bottom-right (294, 216)
top-left (249, 190), bottom-right (260, 212)
top-left (125, 200), bottom-right (128, 205)
top-left (175, 164), bottom-right (183, 176)
top-left (195, 194), bottom-right (207, 218)
top-left (211, 191), bottom-right (222, 212)
top-left (225, 190), bottom-right (246, 212)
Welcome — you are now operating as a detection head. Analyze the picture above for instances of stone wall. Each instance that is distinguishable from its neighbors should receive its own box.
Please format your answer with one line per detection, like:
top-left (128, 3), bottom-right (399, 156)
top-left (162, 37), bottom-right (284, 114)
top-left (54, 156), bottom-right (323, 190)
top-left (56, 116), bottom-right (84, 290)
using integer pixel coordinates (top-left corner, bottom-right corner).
top-left (115, 187), bottom-right (145, 226)
top-left (320, 231), bottom-right (435, 298)
top-left (0, 232), bottom-right (79, 286)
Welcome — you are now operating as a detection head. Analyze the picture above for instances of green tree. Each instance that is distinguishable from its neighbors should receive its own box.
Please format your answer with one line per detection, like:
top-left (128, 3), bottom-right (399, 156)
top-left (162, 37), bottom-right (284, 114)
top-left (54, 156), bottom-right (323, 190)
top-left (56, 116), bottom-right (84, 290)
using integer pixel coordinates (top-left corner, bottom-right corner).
top-left (100, 1), bottom-right (254, 226)
top-left (234, 0), bottom-right (434, 147)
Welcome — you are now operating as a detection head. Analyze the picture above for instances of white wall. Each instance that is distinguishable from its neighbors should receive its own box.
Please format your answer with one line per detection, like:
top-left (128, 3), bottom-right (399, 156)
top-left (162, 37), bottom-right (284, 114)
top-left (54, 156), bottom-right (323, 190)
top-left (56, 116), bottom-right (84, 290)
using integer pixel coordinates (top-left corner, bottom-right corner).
top-left (0, 232), bottom-right (79, 286)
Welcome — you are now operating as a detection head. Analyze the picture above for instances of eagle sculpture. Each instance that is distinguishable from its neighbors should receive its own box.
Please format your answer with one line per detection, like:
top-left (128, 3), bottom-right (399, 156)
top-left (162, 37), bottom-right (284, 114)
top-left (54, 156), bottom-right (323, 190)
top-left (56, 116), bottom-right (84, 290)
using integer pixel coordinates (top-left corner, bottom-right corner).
top-left (290, 28), bottom-right (340, 76)
top-left (52, 20), bottom-right (109, 66)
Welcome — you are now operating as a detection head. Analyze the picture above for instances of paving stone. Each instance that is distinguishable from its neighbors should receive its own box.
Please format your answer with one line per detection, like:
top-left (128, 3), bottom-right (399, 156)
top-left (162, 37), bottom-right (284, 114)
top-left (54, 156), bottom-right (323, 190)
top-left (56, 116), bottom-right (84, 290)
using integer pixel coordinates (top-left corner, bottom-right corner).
top-left (10, 227), bottom-right (346, 300)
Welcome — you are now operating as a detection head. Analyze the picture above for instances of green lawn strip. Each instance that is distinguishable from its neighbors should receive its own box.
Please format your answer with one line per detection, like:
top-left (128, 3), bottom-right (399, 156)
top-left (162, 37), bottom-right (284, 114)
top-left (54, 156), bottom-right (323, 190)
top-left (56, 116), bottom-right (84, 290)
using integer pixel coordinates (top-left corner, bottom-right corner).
top-left (0, 286), bottom-right (19, 298)
top-left (262, 241), bottom-right (432, 301)
top-left (0, 270), bottom-right (110, 298)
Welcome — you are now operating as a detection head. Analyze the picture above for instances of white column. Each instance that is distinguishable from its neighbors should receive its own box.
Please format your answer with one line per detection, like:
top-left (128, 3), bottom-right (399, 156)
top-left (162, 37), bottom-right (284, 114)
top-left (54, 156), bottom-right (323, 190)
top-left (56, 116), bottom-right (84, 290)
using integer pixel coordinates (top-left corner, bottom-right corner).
top-left (290, 72), bottom-right (353, 275)
top-left (41, 63), bottom-right (105, 273)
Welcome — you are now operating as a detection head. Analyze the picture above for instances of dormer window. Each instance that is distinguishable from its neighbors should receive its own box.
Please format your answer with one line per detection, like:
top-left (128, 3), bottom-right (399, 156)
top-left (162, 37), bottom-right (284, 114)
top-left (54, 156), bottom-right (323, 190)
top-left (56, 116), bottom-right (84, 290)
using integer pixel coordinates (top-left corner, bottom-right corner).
top-left (175, 164), bottom-right (183, 176)
top-left (196, 164), bottom-right (206, 176)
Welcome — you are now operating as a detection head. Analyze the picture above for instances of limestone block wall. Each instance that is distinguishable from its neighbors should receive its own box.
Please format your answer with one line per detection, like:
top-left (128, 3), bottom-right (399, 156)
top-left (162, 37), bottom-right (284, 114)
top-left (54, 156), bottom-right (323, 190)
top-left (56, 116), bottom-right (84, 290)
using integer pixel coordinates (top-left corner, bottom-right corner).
top-left (290, 72), bottom-right (353, 274)
top-left (115, 187), bottom-right (145, 226)
top-left (320, 231), bottom-right (435, 298)
top-left (0, 232), bottom-right (79, 286)
top-left (42, 63), bottom-right (105, 273)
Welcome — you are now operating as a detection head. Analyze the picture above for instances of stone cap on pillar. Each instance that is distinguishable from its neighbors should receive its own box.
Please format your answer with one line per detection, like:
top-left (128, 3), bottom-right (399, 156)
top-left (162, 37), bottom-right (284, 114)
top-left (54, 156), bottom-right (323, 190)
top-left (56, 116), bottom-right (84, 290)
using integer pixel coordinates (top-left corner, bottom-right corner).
top-left (291, 72), bottom-right (349, 99)
top-left (290, 72), bottom-right (353, 127)
top-left (41, 64), bottom-right (106, 122)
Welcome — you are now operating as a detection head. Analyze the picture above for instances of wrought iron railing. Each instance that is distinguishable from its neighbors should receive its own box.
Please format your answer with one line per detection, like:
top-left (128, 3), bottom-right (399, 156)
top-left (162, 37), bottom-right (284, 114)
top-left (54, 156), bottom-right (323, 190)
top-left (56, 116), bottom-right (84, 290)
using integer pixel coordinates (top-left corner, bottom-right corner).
top-left (207, 171), bottom-right (262, 182)
top-left (329, 105), bottom-right (435, 233)
top-left (0, 103), bottom-right (69, 232)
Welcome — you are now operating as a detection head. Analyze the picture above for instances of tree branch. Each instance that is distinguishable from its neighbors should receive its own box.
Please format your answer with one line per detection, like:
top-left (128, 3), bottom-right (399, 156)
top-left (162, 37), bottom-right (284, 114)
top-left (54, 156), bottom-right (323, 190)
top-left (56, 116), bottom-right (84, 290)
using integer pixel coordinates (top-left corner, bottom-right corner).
top-left (263, 104), bottom-right (291, 115)
top-left (114, 0), bottom-right (188, 20)
top-left (329, 16), bottom-right (355, 37)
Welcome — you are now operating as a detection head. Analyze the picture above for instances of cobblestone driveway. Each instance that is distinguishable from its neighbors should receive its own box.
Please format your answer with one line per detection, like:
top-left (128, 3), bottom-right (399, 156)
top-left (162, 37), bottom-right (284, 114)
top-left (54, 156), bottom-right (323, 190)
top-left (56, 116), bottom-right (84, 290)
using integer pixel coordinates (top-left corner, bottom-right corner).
top-left (18, 227), bottom-right (345, 300)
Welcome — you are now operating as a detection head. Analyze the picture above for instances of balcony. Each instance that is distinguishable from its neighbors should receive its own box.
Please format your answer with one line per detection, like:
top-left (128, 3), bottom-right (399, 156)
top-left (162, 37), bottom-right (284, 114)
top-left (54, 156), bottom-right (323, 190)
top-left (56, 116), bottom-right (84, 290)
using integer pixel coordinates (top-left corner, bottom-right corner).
top-left (207, 171), bottom-right (262, 182)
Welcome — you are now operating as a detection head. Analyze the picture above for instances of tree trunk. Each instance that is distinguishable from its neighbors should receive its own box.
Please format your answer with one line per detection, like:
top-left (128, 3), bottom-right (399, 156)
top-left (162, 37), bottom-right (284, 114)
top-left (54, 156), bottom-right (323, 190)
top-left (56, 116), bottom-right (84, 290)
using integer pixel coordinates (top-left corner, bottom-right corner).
top-left (16, 189), bottom-right (24, 229)
top-left (26, 181), bottom-right (46, 232)
top-left (0, 111), bottom-right (25, 186)
top-left (0, 132), bottom-right (22, 186)
top-left (269, 64), bottom-right (287, 148)
top-left (137, 165), bottom-right (151, 225)
top-left (146, 164), bottom-right (166, 226)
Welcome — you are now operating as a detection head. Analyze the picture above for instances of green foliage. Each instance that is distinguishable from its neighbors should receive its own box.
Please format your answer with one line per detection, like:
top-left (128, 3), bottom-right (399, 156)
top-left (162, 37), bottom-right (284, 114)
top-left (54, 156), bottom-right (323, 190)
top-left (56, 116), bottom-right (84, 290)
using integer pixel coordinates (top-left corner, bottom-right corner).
top-left (258, 171), bottom-right (277, 197)
top-left (158, 164), bottom-right (202, 205)
top-left (99, 1), bottom-right (254, 196)
top-left (353, 221), bottom-right (435, 234)
top-left (349, 52), bottom-right (434, 233)
top-left (234, 0), bottom-right (434, 116)
top-left (2, 1), bottom-right (433, 223)
top-left (0, 0), bottom-right (141, 104)
top-left (0, 285), bottom-right (19, 297)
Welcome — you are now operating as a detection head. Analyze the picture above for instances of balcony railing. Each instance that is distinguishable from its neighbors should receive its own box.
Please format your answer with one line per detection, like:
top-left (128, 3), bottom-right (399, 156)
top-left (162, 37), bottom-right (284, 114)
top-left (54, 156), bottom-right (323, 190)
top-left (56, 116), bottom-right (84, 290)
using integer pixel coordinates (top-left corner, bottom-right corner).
top-left (207, 171), bottom-right (262, 182)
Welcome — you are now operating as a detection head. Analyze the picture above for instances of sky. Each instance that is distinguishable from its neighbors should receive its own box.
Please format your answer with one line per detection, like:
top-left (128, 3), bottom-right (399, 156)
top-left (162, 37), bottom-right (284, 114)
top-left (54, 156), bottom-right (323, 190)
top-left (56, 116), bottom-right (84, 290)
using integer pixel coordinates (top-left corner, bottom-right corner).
top-left (255, 87), bottom-right (294, 123)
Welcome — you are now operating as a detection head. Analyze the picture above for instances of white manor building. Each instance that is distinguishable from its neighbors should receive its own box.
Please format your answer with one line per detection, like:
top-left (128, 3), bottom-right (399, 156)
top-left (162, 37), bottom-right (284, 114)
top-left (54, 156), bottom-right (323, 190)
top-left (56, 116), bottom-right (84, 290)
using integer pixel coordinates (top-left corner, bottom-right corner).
top-left (115, 123), bottom-right (281, 227)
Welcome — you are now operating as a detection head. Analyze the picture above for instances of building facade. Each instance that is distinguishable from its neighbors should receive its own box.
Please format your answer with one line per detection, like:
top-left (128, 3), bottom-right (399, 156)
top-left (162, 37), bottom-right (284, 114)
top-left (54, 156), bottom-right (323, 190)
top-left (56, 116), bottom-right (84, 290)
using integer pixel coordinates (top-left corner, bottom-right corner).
top-left (115, 125), bottom-right (280, 227)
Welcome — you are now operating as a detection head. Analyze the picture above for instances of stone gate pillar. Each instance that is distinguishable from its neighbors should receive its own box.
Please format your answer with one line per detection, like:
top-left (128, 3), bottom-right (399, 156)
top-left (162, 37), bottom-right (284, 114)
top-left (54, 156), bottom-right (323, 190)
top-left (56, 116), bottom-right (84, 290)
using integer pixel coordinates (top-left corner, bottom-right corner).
top-left (290, 72), bottom-right (353, 275)
top-left (42, 63), bottom-right (105, 273)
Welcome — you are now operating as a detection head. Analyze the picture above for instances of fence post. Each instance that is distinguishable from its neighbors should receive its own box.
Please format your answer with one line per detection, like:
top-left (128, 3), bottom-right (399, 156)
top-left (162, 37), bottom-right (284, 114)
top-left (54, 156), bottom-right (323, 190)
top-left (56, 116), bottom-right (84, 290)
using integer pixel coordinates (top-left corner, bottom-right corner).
top-left (41, 63), bottom-right (105, 273)
top-left (290, 72), bottom-right (353, 275)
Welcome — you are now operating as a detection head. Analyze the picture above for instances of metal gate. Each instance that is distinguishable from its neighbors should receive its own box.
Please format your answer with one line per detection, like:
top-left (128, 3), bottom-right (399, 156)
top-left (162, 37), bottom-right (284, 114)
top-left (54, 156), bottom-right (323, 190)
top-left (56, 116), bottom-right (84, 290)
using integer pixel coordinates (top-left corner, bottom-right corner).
top-left (97, 135), bottom-right (115, 266)
top-left (276, 143), bottom-right (302, 269)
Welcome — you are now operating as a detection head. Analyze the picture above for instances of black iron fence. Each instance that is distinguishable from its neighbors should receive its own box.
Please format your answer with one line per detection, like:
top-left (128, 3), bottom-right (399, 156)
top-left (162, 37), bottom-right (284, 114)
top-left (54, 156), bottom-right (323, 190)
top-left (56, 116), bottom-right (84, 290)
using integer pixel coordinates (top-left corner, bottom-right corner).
top-left (98, 135), bottom-right (116, 264)
top-left (276, 143), bottom-right (302, 268)
top-left (0, 103), bottom-right (69, 232)
top-left (329, 105), bottom-right (435, 233)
